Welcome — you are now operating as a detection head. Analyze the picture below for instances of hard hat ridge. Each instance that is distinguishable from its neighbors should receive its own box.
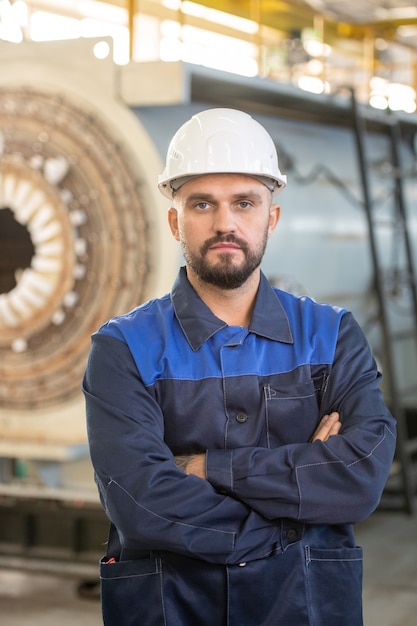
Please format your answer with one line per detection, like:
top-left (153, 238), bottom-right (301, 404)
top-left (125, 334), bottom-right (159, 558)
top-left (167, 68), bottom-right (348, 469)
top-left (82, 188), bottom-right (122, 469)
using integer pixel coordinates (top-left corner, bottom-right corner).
top-left (158, 108), bottom-right (287, 199)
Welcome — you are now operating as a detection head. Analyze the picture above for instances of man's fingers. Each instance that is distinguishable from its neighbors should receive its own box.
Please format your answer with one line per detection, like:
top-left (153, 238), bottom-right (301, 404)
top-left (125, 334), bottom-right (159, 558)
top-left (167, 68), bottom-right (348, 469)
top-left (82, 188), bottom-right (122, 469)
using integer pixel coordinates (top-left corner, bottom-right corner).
top-left (326, 419), bottom-right (342, 437)
top-left (311, 412), bottom-right (341, 442)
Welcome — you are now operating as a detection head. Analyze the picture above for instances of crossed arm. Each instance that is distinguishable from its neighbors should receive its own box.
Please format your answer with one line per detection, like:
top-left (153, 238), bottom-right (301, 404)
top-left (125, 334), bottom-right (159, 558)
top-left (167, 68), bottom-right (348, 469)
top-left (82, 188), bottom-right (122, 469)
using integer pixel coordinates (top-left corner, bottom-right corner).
top-left (86, 308), bottom-right (396, 559)
top-left (176, 412), bottom-right (342, 478)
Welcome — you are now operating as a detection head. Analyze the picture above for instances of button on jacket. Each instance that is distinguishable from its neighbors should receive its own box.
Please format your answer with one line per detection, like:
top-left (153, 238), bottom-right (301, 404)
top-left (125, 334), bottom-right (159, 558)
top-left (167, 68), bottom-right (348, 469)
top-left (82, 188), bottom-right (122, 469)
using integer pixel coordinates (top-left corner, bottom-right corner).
top-left (83, 267), bottom-right (396, 626)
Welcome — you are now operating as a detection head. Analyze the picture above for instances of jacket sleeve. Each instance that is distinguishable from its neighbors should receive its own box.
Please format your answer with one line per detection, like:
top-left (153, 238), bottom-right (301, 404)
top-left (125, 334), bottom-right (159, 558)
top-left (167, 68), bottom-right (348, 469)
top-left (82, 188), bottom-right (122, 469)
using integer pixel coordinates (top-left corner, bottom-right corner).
top-left (206, 313), bottom-right (397, 524)
top-left (83, 333), bottom-right (282, 565)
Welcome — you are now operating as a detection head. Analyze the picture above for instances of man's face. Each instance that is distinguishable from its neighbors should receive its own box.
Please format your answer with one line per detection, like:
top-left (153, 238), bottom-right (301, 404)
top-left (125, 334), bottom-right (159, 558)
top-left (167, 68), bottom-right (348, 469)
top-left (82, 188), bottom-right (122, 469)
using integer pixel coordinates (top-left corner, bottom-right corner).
top-left (168, 173), bottom-right (280, 290)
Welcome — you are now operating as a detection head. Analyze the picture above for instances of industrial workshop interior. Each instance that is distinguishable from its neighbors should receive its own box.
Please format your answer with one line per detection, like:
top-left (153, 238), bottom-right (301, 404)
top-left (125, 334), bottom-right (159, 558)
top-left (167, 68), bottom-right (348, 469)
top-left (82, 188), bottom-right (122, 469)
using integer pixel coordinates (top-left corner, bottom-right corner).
top-left (0, 0), bottom-right (417, 624)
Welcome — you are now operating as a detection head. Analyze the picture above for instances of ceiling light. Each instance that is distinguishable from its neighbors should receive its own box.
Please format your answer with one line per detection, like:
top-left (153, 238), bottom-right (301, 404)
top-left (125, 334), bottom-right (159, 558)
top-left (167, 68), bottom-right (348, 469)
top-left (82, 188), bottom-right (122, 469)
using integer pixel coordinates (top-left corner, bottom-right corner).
top-left (0, 0), bottom-right (23, 43)
top-left (381, 6), bottom-right (417, 20)
top-left (163, 0), bottom-right (258, 34)
top-left (11, 1), bottom-right (27, 27)
top-left (388, 83), bottom-right (416, 113)
top-left (79, 1), bottom-right (126, 23)
top-left (298, 76), bottom-right (327, 95)
top-left (93, 40), bottom-right (110, 59)
top-left (369, 95), bottom-right (388, 110)
top-left (30, 11), bottom-right (80, 41)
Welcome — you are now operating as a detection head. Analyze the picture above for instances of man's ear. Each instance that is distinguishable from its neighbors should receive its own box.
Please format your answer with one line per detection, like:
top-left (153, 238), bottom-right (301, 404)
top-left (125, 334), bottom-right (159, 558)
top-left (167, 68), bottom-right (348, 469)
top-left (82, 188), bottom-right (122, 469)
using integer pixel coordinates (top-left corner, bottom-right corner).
top-left (168, 207), bottom-right (180, 241)
top-left (268, 203), bottom-right (281, 237)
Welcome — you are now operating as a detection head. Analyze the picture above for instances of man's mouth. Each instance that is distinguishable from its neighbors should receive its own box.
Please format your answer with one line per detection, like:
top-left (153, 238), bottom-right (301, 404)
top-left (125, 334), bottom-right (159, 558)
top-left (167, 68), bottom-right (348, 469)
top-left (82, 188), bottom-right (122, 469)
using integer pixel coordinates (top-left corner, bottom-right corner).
top-left (201, 235), bottom-right (248, 257)
top-left (209, 242), bottom-right (241, 251)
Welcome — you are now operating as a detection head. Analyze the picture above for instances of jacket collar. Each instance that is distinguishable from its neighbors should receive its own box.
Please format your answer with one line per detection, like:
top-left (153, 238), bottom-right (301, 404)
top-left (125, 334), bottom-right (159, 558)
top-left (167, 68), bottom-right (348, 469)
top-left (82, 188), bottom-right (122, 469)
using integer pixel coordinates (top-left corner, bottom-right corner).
top-left (171, 267), bottom-right (293, 351)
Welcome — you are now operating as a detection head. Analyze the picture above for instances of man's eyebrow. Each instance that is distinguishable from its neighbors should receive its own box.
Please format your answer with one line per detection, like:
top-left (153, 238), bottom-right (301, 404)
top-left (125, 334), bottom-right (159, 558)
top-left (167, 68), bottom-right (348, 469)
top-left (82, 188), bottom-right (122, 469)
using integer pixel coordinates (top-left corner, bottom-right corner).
top-left (231, 191), bottom-right (264, 201)
top-left (184, 193), bottom-right (215, 202)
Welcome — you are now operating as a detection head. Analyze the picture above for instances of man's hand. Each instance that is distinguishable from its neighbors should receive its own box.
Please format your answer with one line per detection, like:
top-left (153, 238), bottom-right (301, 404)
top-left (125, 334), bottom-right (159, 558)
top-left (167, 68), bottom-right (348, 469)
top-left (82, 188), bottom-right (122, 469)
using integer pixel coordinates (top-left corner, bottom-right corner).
top-left (185, 454), bottom-right (206, 478)
top-left (174, 453), bottom-right (206, 478)
top-left (310, 412), bottom-right (341, 442)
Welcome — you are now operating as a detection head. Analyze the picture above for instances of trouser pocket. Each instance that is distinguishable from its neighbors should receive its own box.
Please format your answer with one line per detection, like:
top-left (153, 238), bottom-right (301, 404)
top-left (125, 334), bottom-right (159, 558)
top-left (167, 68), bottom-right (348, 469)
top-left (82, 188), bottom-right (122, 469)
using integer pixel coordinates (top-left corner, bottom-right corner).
top-left (305, 545), bottom-right (363, 626)
top-left (100, 555), bottom-right (165, 626)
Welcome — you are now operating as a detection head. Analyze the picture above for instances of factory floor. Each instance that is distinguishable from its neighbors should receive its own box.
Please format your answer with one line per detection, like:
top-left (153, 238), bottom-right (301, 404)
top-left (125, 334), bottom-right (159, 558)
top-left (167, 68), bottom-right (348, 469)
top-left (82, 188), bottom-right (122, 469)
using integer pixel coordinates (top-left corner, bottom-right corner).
top-left (0, 507), bottom-right (416, 626)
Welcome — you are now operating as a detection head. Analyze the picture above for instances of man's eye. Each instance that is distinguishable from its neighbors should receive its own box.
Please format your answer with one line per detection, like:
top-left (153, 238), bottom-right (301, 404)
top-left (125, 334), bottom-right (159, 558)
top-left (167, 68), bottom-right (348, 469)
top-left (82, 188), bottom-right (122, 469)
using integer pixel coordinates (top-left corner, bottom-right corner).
top-left (238, 201), bottom-right (251, 209)
top-left (196, 202), bottom-right (209, 209)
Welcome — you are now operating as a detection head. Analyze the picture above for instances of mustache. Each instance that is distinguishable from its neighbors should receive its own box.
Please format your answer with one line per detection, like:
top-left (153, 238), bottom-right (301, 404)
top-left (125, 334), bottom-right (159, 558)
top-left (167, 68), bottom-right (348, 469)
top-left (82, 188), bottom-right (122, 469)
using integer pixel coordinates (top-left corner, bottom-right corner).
top-left (200, 234), bottom-right (249, 256)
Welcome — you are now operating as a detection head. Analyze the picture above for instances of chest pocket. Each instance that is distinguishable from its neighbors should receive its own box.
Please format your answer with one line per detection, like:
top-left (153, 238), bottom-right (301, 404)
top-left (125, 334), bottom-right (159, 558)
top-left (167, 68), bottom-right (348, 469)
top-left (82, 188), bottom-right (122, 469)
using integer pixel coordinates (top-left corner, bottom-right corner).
top-left (264, 379), bottom-right (322, 447)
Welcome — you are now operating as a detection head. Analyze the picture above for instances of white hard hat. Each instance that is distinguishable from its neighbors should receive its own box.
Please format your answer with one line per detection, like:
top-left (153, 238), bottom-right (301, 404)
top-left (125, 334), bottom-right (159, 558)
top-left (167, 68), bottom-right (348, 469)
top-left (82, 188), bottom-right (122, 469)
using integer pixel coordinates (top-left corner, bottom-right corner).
top-left (158, 108), bottom-right (287, 199)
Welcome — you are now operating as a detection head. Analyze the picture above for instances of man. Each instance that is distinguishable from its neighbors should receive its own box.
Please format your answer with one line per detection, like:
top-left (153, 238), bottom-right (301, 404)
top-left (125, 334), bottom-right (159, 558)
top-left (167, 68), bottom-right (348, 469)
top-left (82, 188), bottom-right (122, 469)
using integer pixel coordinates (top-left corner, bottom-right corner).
top-left (83, 108), bottom-right (396, 625)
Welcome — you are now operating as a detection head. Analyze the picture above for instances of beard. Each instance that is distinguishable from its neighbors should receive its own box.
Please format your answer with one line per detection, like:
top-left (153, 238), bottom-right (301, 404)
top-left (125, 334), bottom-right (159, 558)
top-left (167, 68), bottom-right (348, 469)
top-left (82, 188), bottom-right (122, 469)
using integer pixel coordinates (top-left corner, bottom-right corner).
top-left (180, 230), bottom-right (269, 290)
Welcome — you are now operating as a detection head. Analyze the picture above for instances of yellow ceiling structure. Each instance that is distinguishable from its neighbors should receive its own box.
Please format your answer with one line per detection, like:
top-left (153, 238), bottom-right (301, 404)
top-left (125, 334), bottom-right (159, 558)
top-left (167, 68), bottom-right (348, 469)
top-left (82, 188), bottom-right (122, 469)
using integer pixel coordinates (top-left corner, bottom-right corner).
top-left (24, 1), bottom-right (417, 50)
top-left (130, 0), bottom-right (417, 44)
top-left (13, 1), bottom-right (417, 109)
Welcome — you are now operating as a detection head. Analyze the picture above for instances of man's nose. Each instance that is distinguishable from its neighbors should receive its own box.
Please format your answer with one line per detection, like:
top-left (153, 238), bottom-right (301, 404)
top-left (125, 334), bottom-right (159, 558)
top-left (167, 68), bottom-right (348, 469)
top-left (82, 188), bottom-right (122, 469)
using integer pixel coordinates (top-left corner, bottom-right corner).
top-left (213, 204), bottom-right (236, 233)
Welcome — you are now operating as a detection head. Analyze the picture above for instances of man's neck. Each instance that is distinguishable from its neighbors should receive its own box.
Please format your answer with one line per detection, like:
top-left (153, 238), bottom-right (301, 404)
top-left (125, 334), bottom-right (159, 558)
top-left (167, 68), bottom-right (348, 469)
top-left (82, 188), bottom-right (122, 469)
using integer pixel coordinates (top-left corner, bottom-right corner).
top-left (186, 268), bottom-right (260, 327)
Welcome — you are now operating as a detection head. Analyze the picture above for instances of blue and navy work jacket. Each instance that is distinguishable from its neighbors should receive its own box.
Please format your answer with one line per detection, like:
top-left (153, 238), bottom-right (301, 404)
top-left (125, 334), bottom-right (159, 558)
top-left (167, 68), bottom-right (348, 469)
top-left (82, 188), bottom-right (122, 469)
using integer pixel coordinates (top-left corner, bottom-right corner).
top-left (83, 267), bottom-right (396, 626)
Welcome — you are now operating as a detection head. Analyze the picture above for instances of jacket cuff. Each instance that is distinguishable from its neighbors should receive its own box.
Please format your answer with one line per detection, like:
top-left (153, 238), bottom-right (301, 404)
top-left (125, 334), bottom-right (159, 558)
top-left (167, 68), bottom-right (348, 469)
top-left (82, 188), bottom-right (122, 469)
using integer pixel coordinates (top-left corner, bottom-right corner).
top-left (206, 449), bottom-right (234, 493)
